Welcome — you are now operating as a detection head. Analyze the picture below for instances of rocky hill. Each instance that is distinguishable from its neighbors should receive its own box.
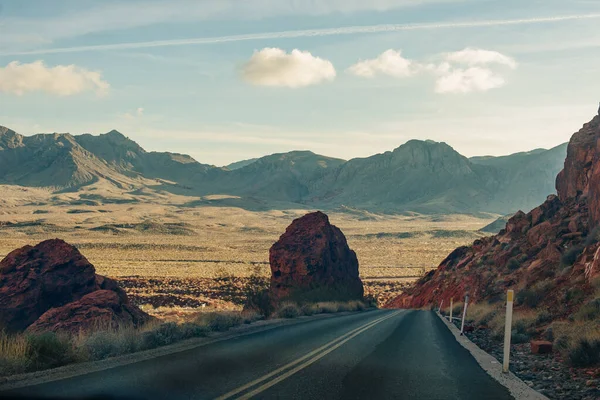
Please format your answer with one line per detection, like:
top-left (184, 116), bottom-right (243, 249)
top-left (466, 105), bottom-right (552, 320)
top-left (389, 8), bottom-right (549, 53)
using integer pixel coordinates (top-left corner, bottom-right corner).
top-left (387, 113), bottom-right (600, 316)
top-left (0, 125), bottom-right (566, 215)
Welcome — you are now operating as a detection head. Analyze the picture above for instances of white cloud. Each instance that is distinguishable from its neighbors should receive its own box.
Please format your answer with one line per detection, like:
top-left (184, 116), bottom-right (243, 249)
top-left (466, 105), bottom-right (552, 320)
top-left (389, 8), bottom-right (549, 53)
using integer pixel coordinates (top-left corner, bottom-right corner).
top-left (348, 50), bottom-right (417, 78)
top-left (0, 61), bottom-right (109, 96)
top-left (348, 48), bottom-right (516, 94)
top-left (136, 107), bottom-right (144, 116)
top-left (445, 48), bottom-right (517, 69)
top-left (241, 48), bottom-right (336, 88)
top-left (434, 66), bottom-right (506, 94)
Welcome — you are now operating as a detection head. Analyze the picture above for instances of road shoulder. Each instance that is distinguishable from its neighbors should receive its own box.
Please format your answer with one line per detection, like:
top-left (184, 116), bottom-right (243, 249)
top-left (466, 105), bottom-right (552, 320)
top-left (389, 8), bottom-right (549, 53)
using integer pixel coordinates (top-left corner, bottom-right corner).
top-left (436, 312), bottom-right (547, 400)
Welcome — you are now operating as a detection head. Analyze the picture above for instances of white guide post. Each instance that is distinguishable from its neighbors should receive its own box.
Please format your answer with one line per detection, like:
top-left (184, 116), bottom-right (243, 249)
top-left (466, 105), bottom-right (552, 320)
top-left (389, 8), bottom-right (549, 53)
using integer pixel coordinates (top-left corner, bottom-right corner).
top-left (503, 290), bottom-right (514, 373)
top-left (449, 298), bottom-right (453, 322)
top-left (439, 299), bottom-right (444, 314)
top-left (460, 295), bottom-right (469, 335)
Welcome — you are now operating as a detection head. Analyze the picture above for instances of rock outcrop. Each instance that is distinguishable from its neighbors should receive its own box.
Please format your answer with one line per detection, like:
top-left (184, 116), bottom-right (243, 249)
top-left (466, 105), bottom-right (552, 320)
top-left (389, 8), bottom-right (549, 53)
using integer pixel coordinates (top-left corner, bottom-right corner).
top-left (0, 239), bottom-right (152, 334)
top-left (387, 114), bottom-right (600, 313)
top-left (269, 211), bottom-right (363, 302)
top-left (26, 289), bottom-right (150, 335)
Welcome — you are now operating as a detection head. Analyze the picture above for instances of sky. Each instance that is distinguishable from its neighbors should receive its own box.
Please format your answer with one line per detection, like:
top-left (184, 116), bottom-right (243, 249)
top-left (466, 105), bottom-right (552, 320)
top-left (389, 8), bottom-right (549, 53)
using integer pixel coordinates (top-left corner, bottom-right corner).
top-left (1, 0), bottom-right (599, 166)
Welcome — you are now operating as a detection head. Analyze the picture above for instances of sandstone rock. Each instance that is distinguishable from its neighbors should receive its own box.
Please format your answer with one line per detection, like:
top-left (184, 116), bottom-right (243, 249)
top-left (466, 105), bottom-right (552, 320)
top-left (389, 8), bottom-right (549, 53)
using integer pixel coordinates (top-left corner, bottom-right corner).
top-left (386, 113), bottom-right (600, 312)
top-left (0, 239), bottom-right (98, 332)
top-left (531, 341), bottom-right (553, 355)
top-left (269, 211), bottom-right (363, 303)
top-left (26, 290), bottom-right (151, 335)
top-left (0, 239), bottom-right (151, 333)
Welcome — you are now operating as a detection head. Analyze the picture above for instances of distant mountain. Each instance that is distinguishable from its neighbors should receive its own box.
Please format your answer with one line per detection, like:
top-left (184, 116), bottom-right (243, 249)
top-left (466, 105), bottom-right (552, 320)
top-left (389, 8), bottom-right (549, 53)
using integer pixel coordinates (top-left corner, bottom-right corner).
top-left (469, 143), bottom-right (568, 213)
top-left (75, 130), bottom-right (224, 185)
top-left (0, 127), bottom-right (134, 189)
top-left (311, 140), bottom-right (500, 214)
top-left (0, 125), bottom-right (568, 215)
top-left (479, 215), bottom-right (513, 234)
top-left (214, 151), bottom-right (346, 202)
top-left (225, 158), bottom-right (258, 170)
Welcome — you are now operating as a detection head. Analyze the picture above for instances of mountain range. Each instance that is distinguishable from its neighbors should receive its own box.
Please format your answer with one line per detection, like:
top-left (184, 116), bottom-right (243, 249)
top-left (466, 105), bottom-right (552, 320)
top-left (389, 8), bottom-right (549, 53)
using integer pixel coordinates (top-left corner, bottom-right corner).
top-left (0, 125), bottom-right (567, 215)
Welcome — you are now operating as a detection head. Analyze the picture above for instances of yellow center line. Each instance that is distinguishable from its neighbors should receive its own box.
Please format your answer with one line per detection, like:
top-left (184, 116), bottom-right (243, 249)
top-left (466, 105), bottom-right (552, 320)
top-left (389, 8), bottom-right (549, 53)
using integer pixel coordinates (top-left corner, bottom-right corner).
top-left (214, 310), bottom-right (401, 400)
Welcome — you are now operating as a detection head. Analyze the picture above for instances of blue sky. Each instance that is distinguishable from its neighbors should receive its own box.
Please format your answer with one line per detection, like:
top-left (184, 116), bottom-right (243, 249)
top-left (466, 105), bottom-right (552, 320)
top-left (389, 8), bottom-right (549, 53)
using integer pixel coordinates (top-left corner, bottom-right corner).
top-left (1, 0), bottom-right (599, 166)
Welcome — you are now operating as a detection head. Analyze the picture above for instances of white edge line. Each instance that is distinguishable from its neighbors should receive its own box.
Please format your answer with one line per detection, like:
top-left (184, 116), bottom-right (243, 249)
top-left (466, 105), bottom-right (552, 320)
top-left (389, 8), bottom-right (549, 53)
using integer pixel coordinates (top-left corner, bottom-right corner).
top-left (436, 312), bottom-right (548, 400)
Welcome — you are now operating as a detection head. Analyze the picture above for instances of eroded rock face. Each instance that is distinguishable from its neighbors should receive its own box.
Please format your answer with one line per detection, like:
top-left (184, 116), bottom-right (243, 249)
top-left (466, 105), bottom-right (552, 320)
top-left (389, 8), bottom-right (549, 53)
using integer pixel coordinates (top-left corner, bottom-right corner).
top-left (557, 115), bottom-right (600, 225)
top-left (387, 113), bottom-right (600, 313)
top-left (26, 290), bottom-right (151, 335)
top-left (0, 239), bottom-right (151, 333)
top-left (269, 211), bottom-right (363, 302)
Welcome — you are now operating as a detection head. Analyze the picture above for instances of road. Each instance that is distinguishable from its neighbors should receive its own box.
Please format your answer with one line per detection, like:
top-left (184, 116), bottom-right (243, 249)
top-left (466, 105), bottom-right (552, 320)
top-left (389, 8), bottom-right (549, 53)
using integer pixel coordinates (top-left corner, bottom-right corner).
top-left (4, 310), bottom-right (513, 400)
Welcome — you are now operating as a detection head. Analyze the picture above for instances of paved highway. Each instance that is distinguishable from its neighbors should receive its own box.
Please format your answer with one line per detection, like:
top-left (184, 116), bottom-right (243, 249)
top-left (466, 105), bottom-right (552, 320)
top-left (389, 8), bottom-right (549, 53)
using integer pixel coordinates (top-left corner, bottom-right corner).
top-left (4, 310), bottom-right (513, 400)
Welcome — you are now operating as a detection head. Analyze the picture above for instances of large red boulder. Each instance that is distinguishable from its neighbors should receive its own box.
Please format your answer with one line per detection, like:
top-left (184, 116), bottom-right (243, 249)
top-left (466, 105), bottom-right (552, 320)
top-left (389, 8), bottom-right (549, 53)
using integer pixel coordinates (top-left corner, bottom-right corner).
top-left (269, 211), bottom-right (363, 303)
top-left (0, 239), bottom-right (152, 333)
top-left (26, 290), bottom-right (151, 335)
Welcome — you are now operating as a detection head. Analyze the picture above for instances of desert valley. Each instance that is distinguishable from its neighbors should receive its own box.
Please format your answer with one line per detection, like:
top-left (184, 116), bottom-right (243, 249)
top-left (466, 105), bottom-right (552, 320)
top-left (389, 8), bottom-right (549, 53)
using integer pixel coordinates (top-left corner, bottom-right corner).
top-left (1, 112), bottom-right (600, 399)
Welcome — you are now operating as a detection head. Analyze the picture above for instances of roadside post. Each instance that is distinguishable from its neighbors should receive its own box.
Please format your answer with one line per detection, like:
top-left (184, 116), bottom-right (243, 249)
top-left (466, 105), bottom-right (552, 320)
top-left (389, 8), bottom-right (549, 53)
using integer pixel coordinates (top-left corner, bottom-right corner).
top-left (439, 300), bottom-right (444, 314)
top-left (503, 290), bottom-right (514, 373)
top-left (460, 295), bottom-right (469, 335)
top-left (449, 298), bottom-right (453, 322)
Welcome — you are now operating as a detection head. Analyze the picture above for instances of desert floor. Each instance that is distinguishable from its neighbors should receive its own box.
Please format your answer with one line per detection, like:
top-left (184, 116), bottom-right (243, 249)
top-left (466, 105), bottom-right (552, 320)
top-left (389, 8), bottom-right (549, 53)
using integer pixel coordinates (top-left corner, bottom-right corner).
top-left (0, 185), bottom-right (495, 319)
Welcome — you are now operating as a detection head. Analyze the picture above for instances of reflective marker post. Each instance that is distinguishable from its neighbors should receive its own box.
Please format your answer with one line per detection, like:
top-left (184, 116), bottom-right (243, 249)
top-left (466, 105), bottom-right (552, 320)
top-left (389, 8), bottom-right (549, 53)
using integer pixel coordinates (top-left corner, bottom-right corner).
top-left (439, 300), bottom-right (444, 314)
top-left (460, 295), bottom-right (469, 335)
top-left (449, 298), bottom-right (453, 322)
top-left (503, 290), bottom-right (514, 373)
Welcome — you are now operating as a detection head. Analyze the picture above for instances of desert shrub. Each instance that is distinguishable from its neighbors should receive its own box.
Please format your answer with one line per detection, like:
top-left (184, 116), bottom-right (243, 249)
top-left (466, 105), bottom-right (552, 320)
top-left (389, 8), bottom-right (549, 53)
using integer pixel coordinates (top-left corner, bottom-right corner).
top-left (574, 298), bottom-right (600, 321)
top-left (240, 311), bottom-right (263, 324)
top-left (276, 302), bottom-right (301, 319)
top-left (82, 328), bottom-right (139, 360)
top-left (0, 332), bottom-right (30, 376)
top-left (83, 331), bottom-right (123, 360)
top-left (568, 339), bottom-right (600, 367)
top-left (516, 281), bottom-right (555, 308)
top-left (516, 289), bottom-right (539, 308)
top-left (584, 226), bottom-right (600, 247)
top-left (561, 245), bottom-right (585, 267)
top-left (348, 300), bottom-right (367, 312)
top-left (363, 294), bottom-right (378, 308)
top-left (511, 332), bottom-right (530, 344)
top-left (139, 323), bottom-right (185, 350)
top-left (565, 288), bottom-right (586, 305)
top-left (318, 302), bottom-right (340, 313)
top-left (179, 322), bottom-right (208, 338)
top-left (26, 332), bottom-right (75, 370)
top-left (535, 310), bottom-right (553, 325)
top-left (507, 257), bottom-right (520, 271)
top-left (300, 303), bottom-right (319, 316)
top-left (195, 312), bottom-right (243, 332)
top-left (467, 303), bottom-right (498, 326)
top-left (242, 267), bottom-right (273, 317)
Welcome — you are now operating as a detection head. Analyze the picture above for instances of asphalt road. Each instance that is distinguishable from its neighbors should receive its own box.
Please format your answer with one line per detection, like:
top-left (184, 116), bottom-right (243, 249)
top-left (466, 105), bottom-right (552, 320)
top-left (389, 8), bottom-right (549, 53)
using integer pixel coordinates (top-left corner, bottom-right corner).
top-left (3, 310), bottom-right (513, 400)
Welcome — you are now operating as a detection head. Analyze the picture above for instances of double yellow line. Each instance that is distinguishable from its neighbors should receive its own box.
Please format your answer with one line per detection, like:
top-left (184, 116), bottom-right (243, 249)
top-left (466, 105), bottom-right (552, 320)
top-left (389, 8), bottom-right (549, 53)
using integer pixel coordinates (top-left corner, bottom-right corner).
top-left (215, 310), bottom-right (402, 400)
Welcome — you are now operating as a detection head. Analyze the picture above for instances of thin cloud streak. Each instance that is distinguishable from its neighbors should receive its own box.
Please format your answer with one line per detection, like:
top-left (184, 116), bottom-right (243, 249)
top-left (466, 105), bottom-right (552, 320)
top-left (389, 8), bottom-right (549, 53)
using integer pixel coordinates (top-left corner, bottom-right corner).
top-left (3, 13), bottom-right (600, 56)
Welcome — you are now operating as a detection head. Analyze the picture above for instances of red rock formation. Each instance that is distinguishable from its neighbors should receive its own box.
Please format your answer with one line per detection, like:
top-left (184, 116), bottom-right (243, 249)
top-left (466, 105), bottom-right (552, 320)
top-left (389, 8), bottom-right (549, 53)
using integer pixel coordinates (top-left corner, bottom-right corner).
top-left (0, 239), bottom-right (151, 333)
top-left (387, 114), bottom-right (600, 313)
top-left (269, 211), bottom-right (363, 302)
top-left (26, 290), bottom-right (150, 335)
